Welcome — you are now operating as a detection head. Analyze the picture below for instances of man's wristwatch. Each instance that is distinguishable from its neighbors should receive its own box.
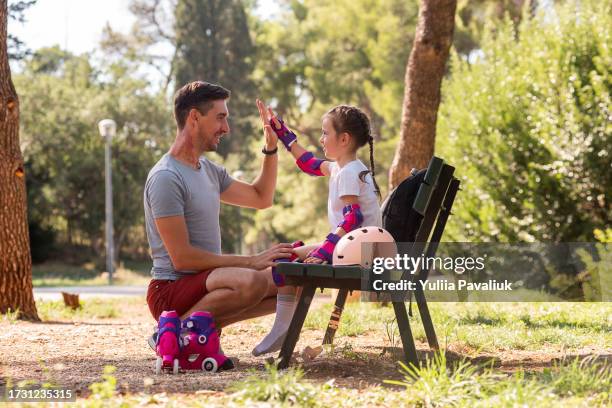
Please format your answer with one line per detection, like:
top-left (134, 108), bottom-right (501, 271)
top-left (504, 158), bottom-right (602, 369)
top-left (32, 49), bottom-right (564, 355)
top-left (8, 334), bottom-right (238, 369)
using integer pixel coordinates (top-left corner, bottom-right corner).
top-left (262, 145), bottom-right (278, 155)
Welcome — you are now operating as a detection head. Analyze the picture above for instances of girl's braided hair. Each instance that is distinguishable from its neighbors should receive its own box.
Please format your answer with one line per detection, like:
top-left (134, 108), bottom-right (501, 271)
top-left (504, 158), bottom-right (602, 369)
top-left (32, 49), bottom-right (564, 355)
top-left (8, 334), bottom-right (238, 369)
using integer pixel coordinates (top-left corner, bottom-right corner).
top-left (325, 105), bottom-right (381, 198)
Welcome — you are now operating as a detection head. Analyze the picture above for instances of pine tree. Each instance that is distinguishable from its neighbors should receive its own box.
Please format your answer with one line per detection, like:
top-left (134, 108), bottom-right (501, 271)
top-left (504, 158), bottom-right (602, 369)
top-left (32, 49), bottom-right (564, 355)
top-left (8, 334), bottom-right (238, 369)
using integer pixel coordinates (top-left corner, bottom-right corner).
top-left (173, 0), bottom-right (256, 157)
top-left (0, 0), bottom-right (39, 320)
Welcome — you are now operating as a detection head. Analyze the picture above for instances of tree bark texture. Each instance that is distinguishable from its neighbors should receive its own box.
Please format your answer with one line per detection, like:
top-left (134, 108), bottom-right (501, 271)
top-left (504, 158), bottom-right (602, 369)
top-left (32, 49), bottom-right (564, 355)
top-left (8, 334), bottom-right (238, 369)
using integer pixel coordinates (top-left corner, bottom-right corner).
top-left (389, 0), bottom-right (457, 189)
top-left (0, 0), bottom-right (39, 320)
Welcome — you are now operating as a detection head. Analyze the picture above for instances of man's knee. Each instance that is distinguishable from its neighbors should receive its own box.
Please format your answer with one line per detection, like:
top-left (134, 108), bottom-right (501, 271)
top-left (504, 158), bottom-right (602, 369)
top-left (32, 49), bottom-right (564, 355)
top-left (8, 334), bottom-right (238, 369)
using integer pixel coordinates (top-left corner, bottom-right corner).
top-left (207, 267), bottom-right (271, 304)
top-left (227, 269), bottom-right (268, 304)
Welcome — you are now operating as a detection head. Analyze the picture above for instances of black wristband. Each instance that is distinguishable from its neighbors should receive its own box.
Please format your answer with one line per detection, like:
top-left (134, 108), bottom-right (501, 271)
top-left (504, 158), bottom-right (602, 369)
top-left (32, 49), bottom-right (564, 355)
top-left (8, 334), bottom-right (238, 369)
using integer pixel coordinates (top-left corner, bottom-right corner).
top-left (262, 145), bottom-right (278, 155)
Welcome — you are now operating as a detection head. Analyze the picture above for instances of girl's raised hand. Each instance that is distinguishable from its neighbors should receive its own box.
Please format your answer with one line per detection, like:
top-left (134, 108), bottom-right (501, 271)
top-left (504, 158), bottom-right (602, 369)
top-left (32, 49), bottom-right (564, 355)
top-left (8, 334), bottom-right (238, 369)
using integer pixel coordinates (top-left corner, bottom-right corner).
top-left (268, 107), bottom-right (282, 130)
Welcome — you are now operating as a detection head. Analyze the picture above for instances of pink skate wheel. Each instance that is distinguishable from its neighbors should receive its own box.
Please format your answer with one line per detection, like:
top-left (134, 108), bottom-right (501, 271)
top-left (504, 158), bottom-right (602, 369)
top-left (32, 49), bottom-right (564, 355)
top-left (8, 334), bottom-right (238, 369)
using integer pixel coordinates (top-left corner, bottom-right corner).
top-left (202, 357), bottom-right (218, 373)
top-left (198, 334), bottom-right (207, 345)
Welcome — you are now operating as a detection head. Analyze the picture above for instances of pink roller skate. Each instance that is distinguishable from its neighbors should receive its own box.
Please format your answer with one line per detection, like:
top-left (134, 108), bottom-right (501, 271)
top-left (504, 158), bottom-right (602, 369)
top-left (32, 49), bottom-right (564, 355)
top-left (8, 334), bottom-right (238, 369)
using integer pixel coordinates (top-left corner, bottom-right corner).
top-left (155, 310), bottom-right (181, 374)
top-left (179, 311), bottom-right (234, 373)
top-left (272, 240), bottom-right (304, 287)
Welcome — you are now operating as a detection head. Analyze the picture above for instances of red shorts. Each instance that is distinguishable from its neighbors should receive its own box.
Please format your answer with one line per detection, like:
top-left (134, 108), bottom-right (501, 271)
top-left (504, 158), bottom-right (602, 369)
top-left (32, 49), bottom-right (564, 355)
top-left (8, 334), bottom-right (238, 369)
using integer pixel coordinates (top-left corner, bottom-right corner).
top-left (146, 269), bottom-right (214, 320)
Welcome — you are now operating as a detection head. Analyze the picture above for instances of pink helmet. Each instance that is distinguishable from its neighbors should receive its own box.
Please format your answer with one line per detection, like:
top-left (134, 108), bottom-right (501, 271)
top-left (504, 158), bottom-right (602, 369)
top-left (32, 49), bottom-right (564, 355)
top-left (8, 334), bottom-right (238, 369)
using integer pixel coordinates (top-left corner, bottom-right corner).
top-left (333, 226), bottom-right (397, 267)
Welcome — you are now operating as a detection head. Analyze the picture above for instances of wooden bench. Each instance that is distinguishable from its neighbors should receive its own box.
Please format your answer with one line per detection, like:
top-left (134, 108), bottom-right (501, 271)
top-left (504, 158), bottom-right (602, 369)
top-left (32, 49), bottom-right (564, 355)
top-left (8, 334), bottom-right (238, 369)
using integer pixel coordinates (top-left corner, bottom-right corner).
top-left (275, 157), bottom-right (460, 369)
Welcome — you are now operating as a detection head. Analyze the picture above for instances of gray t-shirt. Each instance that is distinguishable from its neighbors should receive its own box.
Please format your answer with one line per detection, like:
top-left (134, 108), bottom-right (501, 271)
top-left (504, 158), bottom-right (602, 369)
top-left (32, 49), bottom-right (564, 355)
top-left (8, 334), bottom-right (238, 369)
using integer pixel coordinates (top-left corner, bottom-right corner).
top-left (144, 153), bottom-right (234, 280)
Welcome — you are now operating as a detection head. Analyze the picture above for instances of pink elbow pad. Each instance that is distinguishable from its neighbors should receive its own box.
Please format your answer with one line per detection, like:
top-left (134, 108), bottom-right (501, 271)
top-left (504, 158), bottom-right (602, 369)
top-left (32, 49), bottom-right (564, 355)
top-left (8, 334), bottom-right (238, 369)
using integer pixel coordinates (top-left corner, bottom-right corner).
top-left (338, 204), bottom-right (364, 232)
top-left (297, 152), bottom-right (325, 177)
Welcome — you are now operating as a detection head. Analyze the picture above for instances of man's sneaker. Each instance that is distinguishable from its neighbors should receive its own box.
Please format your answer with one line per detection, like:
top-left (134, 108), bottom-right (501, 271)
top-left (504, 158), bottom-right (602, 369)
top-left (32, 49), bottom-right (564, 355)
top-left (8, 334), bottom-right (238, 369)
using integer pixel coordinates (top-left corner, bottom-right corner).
top-left (148, 329), bottom-right (158, 351)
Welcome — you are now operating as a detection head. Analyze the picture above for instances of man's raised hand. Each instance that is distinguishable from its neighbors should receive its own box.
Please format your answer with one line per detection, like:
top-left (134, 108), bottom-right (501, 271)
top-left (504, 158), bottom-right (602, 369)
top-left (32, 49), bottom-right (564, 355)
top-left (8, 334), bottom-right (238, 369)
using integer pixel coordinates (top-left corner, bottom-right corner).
top-left (256, 99), bottom-right (278, 150)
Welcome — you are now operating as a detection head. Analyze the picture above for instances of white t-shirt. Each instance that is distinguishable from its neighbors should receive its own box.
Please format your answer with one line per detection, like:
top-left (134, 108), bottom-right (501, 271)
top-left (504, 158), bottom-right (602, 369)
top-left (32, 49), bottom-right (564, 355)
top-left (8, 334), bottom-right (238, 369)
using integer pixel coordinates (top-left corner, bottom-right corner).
top-left (327, 160), bottom-right (382, 231)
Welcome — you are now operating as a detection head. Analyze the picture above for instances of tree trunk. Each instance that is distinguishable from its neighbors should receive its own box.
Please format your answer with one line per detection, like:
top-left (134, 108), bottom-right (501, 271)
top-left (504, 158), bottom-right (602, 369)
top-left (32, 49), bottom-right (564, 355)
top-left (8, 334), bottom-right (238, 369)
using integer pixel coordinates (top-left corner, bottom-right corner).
top-left (388, 0), bottom-right (457, 189)
top-left (0, 0), bottom-right (39, 321)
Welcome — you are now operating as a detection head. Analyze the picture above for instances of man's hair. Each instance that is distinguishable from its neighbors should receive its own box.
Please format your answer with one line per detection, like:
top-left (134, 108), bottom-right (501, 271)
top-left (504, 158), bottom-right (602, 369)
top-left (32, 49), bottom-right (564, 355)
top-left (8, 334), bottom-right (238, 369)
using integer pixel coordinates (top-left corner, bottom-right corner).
top-left (173, 81), bottom-right (231, 129)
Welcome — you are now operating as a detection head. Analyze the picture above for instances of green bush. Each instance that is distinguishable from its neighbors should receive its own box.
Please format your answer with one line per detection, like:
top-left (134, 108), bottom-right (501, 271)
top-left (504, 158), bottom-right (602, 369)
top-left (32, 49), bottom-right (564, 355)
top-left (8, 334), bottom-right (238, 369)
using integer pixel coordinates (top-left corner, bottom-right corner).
top-left (576, 229), bottom-right (612, 301)
top-left (16, 47), bottom-right (173, 261)
top-left (437, 0), bottom-right (611, 242)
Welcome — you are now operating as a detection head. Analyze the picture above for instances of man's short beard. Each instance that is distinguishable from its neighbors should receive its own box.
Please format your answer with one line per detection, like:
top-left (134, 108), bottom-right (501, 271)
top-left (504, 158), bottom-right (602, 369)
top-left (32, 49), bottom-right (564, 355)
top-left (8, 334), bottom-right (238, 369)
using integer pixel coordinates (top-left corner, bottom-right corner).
top-left (209, 136), bottom-right (222, 152)
top-left (207, 132), bottom-right (225, 152)
top-left (201, 133), bottom-right (219, 152)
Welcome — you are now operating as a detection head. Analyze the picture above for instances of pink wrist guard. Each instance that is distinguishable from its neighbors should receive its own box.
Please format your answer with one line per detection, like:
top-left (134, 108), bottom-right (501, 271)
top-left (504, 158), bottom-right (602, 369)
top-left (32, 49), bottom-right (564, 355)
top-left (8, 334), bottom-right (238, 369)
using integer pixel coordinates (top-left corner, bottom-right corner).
top-left (308, 233), bottom-right (341, 263)
top-left (270, 117), bottom-right (297, 151)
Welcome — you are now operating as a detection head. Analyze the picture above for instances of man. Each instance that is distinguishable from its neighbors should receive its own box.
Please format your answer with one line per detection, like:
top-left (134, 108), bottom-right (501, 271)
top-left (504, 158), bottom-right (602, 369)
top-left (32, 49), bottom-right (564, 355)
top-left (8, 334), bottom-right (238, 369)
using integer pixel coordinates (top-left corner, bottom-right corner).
top-left (144, 81), bottom-right (293, 336)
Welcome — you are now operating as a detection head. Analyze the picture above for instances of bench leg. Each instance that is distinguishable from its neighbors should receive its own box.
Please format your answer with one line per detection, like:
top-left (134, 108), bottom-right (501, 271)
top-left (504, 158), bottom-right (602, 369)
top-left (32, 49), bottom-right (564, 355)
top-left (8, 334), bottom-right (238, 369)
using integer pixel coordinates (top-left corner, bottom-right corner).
top-left (322, 289), bottom-right (348, 346)
top-left (392, 301), bottom-right (419, 368)
top-left (277, 284), bottom-right (317, 369)
top-left (414, 287), bottom-right (439, 350)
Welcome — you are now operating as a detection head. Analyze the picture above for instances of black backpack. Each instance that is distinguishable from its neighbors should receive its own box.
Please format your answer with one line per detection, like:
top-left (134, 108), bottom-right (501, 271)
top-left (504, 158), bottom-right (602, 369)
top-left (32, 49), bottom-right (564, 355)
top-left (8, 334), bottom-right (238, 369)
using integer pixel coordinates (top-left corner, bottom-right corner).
top-left (381, 169), bottom-right (426, 242)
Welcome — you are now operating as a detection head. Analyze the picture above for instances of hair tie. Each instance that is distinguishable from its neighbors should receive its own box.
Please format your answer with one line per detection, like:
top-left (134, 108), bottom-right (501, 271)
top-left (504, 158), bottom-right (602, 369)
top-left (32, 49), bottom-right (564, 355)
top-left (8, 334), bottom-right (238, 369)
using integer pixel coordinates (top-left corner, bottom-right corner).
top-left (368, 135), bottom-right (373, 143)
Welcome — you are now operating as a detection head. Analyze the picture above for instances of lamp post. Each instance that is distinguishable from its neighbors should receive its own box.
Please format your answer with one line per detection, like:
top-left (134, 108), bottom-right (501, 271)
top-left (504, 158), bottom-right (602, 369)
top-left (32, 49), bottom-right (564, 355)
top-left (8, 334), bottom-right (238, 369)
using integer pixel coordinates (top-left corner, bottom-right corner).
top-left (98, 119), bottom-right (116, 285)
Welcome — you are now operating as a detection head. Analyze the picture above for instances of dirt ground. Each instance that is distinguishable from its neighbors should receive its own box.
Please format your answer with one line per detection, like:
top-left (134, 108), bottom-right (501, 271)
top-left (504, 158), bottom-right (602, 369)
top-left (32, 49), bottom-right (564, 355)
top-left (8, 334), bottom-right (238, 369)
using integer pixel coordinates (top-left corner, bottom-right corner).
top-left (0, 295), bottom-right (608, 399)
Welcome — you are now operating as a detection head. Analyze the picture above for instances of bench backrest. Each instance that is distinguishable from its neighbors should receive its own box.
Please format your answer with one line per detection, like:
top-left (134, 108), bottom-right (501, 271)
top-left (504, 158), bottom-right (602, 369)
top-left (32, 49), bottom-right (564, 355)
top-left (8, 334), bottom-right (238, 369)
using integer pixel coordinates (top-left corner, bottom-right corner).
top-left (381, 157), bottom-right (459, 281)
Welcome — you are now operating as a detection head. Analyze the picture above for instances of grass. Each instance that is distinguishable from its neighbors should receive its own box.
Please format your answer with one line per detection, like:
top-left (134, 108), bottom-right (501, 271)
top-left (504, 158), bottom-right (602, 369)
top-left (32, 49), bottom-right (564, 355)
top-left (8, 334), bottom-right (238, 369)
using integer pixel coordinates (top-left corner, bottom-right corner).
top-left (4, 300), bottom-right (610, 407)
top-left (304, 301), bottom-right (395, 336)
top-left (1, 297), bottom-right (142, 322)
top-left (228, 362), bottom-right (328, 406)
top-left (34, 297), bottom-right (143, 321)
top-left (303, 300), bottom-right (612, 354)
top-left (436, 303), bottom-right (612, 353)
top-left (32, 260), bottom-right (151, 287)
top-left (540, 355), bottom-right (612, 399)
top-left (62, 355), bottom-right (610, 407)
top-left (386, 352), bottom-right (511, 406)
top-left (385, 353), bottom-right (611, 407)
top-left (37, 299), bottom-right (116, 320)
top-left (1, 308), bottom-right (20, 324)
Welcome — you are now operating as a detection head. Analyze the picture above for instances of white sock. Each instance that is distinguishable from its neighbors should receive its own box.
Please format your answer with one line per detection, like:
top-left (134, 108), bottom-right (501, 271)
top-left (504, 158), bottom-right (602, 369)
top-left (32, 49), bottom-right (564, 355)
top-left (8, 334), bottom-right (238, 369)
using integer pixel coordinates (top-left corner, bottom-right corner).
top-left (252, 294), bottom-right (296, 356)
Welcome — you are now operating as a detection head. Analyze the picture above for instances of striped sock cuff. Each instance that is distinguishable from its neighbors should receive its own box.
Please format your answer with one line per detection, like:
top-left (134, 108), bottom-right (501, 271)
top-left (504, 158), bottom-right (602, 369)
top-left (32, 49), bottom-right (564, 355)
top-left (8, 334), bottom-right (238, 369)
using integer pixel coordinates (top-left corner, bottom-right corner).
top-left (278, 294), bottom-right (296, 303)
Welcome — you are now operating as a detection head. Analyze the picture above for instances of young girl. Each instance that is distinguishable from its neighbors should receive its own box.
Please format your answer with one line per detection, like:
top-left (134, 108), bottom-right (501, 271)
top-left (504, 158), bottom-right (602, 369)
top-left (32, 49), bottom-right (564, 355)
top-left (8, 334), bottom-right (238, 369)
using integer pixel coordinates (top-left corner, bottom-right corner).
top-left (252, 105), bottom-right (382, 356)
